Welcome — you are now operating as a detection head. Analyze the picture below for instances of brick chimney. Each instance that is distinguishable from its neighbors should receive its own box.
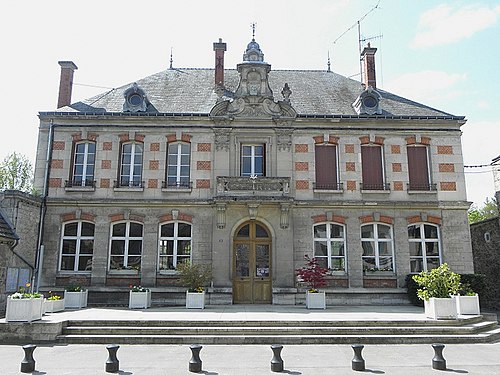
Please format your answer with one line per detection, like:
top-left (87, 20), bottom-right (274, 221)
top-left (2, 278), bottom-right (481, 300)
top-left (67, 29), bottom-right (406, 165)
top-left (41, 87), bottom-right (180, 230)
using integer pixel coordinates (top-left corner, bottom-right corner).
top-left (361, 43), bottom-right (377, 89)
top-left (213, 38), bottom-right (227, 86)
top-left (57, 61), bottom-right (78, 108)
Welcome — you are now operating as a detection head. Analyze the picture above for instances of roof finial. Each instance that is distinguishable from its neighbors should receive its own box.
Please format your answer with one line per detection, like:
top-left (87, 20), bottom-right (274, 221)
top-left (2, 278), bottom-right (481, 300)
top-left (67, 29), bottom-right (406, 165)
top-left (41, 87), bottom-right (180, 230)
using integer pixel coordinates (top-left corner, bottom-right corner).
top-left (251, 22), bottom-right (257, 41)
top-left (169, 47), bottom-right (173, 69)
top-left (327, 51), bottom-right (331, 72)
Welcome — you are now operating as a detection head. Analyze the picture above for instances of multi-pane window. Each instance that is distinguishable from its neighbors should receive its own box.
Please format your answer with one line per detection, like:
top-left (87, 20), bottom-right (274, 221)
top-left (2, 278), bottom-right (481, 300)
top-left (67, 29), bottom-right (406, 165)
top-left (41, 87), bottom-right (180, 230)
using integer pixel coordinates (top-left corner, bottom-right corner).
top-left (361, 223), bottom-right (394, 271)
top-left (72, 142), bottom-right (95, 187)
top-left (120, 142), bottom-right (143, 187)
top-left (158, 222), bottom-right (192, 270)
top-left (408, 223), bottom-right (441, 272)
top-left (241, 144), bottom-right (265, 177)
top-left (109, 222), bottom-right (143, 271)
top-left (407, 146), bottom-right (432, 190)
top-left (59, 221), bottom-right (94, 271)
top-left (314, 145), bottom-right (339, 190)
top-left (166, 142), bottom-right (191, 188)
top-left (313, 223), bottom-right (346, 271)
top-left (361, 145), bottom-right (386, 190)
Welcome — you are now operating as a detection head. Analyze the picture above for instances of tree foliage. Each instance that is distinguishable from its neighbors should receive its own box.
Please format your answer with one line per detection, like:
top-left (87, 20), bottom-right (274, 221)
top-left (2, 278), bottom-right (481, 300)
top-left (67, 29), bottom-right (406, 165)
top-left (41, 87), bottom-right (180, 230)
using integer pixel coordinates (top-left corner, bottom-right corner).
top-left (468, 197), bottom-right (499, 224)
top-left (0, 152), bottom-right (34, 193)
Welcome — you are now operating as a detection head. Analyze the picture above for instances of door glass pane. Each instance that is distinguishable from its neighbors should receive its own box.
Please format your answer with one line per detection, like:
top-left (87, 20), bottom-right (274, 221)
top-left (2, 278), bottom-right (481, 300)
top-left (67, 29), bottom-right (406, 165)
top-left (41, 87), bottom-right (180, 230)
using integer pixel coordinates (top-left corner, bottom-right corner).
top-left (235, 244), bottom-right (250, 277)
top-left (237, 225), bottom-right (250, 238)
top-left (255, 244), bottom-right (269, 277)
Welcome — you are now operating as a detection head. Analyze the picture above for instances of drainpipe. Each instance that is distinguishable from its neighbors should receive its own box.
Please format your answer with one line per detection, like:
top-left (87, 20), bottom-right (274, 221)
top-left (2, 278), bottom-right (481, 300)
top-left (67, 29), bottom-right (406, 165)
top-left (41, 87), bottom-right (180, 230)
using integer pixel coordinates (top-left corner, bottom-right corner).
top-left (34, 119), bottom-right (54, 292)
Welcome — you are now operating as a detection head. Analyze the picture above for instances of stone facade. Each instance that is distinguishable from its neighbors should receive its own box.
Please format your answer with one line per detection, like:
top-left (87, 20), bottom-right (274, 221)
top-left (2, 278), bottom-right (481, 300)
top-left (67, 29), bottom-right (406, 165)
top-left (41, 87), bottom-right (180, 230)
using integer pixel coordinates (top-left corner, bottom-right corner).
top-left (31, 37), bottom-right (474, 306)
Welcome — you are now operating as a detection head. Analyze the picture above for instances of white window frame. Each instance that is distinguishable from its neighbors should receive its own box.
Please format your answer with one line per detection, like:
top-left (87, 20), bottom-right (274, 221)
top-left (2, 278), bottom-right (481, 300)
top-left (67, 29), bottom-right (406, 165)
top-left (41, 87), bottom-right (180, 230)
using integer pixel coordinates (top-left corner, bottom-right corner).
top-left (120, 142), bottom-right (143, 187)
top-left (408, 222), bottom-right (442, 272)
top-left (73, 142), bottom-right (96, 187)
top-left (241, 144), bottom-right (265, 177)
top-left (361, 223), bottom-right (395, 271)
top-left (166, 142), bottom-right (191, 187)
top-left (158, 221), bottom-right (192, 272)
top-left (109, 221), bottom-right (143, 271)
top-left (59, 221), bottom-right (94, 272)
top-left (313, 222), bottom-right (347, 271)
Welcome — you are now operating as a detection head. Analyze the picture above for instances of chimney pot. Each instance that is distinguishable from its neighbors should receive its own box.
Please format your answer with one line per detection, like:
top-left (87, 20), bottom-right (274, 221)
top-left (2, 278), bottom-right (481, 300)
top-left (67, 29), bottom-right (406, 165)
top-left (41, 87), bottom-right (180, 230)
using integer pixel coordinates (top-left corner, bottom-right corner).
top-left (361, 45), bottom-right (377, 89)
top-left (213, 38), bottom-right (227, 86)
top-left (57, 61), bottom-right (78, 108)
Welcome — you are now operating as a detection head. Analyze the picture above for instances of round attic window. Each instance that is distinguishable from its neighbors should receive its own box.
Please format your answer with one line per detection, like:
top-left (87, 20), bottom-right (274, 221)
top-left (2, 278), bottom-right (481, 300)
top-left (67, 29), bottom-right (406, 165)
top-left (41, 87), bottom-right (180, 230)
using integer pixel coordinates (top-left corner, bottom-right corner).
top-left (128, 93), bottom-right (143, 106)
top-left (363, 96), bottom-right (377, 108)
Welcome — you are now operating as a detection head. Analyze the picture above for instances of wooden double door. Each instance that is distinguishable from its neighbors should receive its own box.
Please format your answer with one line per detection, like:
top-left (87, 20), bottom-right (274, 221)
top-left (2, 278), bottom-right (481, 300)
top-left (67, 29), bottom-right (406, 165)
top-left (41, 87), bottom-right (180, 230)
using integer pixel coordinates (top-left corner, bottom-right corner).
top-left (233, 222), bottom-right (272, 304)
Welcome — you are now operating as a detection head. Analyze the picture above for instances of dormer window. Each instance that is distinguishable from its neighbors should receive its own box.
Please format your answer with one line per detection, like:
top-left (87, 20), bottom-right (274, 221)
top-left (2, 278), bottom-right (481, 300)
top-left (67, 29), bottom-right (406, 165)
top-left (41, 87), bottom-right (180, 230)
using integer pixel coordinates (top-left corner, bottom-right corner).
top-left (123, 83), bottom-right (148, 112)
top-left (353, 86), bottom-right (382, 115)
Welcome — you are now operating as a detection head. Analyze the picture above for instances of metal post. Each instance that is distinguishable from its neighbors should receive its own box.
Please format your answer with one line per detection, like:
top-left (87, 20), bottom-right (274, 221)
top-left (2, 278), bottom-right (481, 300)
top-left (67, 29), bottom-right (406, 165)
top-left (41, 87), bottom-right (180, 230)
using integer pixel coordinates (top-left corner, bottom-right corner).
top-left (432, 343), bottom-right (446, 370)
top-left (270, 344), bottom-right (284, 372)
top-left (351, 344), bottom-right (365, 371)
top-left (189, 344), bottom-right (203, 373)
top-left (105, 344), bottom-right (120, 373)
top-left (20, 344), bottom-right (36, 373)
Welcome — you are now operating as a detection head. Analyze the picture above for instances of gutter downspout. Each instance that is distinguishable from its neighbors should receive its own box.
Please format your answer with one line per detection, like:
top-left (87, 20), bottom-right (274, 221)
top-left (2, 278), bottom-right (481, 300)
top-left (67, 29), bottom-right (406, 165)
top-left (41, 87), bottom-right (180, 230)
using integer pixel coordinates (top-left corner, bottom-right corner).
top-left (34, 119), bottom-right (54, 292)
top-left (9, 238), bottom-right (35, 271)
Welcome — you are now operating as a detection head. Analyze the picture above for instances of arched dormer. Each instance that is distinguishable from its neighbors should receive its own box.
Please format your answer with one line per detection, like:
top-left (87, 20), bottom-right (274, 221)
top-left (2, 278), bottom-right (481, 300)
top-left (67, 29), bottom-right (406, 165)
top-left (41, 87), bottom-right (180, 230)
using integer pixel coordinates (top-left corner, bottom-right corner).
top-left (352, 86), bottom-right (382, 115)
top-left (123, 82), bottom-right (149, 112)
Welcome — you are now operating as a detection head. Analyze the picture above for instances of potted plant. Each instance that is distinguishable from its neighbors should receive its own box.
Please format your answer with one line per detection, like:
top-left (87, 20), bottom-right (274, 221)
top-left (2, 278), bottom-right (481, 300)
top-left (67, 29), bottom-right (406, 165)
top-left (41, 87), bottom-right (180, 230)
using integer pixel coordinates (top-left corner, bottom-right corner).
top-left (6, 287), bottom-right (44, 322)
top-left (43, 291), bottom-right (65, 313)
top-left (177, 262), bottom-right (212, 309)
top-left (64, 284), bottom-right (88, 309)
top-left (128, 285), bottom-right (151, 309)
top-left (412, 263), bottom-right (461, 319)
top-left (453, 282), bottom-right (480, 315)
top-left (295, 255), bottom-right (328, 309)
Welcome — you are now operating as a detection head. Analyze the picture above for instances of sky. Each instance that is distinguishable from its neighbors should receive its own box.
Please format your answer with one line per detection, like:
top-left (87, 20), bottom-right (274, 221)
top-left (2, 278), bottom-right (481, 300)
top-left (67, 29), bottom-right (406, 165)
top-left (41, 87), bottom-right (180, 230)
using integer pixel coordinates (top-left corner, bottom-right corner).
top-left (1, 0), bottom-right (499, 206)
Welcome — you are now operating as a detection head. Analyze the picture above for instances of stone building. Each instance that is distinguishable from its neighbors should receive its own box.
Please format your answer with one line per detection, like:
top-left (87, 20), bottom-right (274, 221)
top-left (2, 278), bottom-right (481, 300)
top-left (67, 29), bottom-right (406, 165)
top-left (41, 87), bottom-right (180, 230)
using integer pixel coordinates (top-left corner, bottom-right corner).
top-left (33, 35), bottom-right (473, 305)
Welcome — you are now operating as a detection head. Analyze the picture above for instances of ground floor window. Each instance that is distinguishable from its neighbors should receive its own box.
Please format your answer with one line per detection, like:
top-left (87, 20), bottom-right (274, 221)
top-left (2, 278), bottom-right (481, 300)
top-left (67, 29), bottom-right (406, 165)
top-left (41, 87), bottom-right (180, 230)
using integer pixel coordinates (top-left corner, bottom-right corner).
top-left (109, 221), bottom-right (143, 271)
top-left (313, 222), bottom-right (346, 271)
top-left (59, 221), bottom-right (94, 271)
top-left (361, 223), bottom-right (394, 271)
top-left (158, 221), bottom-right (192, 270)
top-left (408, 223), bottom-right (441, 272)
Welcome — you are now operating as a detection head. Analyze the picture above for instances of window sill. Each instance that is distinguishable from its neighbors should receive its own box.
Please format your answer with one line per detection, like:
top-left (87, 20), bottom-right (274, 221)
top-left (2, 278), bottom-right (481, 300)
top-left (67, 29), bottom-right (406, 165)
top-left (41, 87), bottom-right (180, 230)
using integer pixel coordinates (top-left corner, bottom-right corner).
top-left (313, 189), bottom-right (344, 194)
top-left (157, 270), bottom-right (179, 276)
top-left (65, 186), bottom-right (96, 192)
top-left (161, 188), bottom-right (192, 193)
top-left (108, 270), bottom-right (140, 275)
top-left (407, 190), bottom-right (438, 195)
top-left (113, 187), bottom-right (144, 192)
top-left (326, 271), bottom-right (347, 276)
top-left (361, 189), bottom-right (391, 194)
top-left (363, 272), bottom-right (396, 278)
top-left (57, 271), bottom-right (92, 275)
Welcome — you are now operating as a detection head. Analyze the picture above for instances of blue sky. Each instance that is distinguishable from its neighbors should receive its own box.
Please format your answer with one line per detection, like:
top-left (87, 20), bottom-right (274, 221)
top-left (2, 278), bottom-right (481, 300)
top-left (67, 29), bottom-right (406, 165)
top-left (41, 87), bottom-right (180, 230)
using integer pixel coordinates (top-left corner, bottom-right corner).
top-left (1, 0), bottom-right (498, 206)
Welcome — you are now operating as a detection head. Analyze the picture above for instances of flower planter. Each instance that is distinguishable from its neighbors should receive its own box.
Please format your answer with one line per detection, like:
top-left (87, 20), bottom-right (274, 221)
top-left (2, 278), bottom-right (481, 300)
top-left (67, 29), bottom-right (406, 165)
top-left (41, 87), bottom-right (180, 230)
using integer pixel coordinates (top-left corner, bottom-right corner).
top-left (44, 299), bottom-right (65, 313)
top-left (186, 291), bottom-right (205, 309)
top-left (453, 294), bottom-right (480, 315)
top-left (129, 290), bottom-right (151, 309)
top-left (306, 291), bottom-right (326, 309)
top-left (64, 290), bottom-right (88, 309)
top-left (6, 297), bottom-right (44, 322)
top-left (424, 297), bottom-right (457, 320)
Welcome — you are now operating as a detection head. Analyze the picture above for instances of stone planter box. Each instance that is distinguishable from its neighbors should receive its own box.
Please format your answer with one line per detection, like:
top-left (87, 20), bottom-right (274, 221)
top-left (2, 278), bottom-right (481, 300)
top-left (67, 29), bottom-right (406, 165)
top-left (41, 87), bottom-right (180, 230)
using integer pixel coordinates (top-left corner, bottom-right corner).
top-left (44, 299), bottom-right (65, 313)
top-left (424, 297), bottom-right (457, 320)
top-left (6, 297), bottom-right (44, 322)
top-left (64, 290), bottom-right (88, 309)
top-left (453, 294), bottom-right (480, 315)
top-left (306, 291), bottom-right (326, 309)
top-left (129, 290), bottom-right (151, 309)
top-left (186, 291), bottom-right (205, 309)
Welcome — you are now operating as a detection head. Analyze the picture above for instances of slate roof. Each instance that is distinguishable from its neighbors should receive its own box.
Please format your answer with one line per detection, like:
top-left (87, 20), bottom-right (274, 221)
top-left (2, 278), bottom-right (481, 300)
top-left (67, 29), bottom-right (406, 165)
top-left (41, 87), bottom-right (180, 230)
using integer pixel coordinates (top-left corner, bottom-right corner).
top-left (0, 210), bottom-right (18, 242)
top-left (50, 68), bottom-right (462, 119)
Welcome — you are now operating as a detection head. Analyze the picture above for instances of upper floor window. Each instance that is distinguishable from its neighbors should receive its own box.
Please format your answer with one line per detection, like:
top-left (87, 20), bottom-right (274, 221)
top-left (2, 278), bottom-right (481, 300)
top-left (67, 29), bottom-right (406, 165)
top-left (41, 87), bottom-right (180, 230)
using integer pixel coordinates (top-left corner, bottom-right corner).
top-left (158, 221), bottom-right (192, 271)
top-left (241, 144), bottom-right (265, 177)
top-left (361, 145), bottom-right (387, 190)
top-left (407, 146), bottom-right (433, 191)
top-left (361, 223), bottom-right (394, 271)
top-left (69, 142), bottom-right (95, 187)
top-left (313, 223), bottom-right (346, 271)
top-left (314, 145), bottom-right (340, 190)
top-left (166, 142), bottom-right (191, 188)
top-left (119, 142), bottom-right (143, 187)
top-left (109, 221), bottom-right (143, 271)
top-left (59, 221), bottom-right (94, 272)
top-left (408, 223), bottom-right (441, 272)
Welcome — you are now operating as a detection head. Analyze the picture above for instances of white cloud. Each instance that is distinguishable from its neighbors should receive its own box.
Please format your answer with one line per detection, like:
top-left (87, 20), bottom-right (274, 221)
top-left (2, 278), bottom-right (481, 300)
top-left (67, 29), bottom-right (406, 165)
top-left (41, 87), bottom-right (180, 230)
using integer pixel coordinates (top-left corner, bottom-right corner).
top-left (412, 4), bottom-right (500, 48)
top-left (384, 70), bottom-right (466, 104)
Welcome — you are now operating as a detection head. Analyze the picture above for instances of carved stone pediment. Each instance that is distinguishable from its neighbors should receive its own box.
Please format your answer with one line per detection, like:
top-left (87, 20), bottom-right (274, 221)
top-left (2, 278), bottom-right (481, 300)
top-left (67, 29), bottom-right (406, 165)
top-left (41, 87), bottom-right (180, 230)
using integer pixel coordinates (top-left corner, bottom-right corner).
top-left (210, 97), bottom-right (297, 119)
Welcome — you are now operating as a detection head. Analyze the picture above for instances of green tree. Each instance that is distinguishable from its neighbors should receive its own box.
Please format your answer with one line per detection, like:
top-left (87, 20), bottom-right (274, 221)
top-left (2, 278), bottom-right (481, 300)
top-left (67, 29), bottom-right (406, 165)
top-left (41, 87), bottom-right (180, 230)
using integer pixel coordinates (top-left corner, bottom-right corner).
top-left (0, 152), bottom-right (34, 193)
top-left (468, 197), bottom-right (499, 224)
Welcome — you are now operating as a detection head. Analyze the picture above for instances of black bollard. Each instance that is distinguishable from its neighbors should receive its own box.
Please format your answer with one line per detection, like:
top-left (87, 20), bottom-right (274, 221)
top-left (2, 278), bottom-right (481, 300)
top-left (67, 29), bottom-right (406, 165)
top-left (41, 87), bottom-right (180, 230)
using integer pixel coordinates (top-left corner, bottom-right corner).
top-left (20, 344), bottom-right (37, 373)
top-left (105, 344), bottom-right (120, 373)
top-left (270, 344), bottom-right (284, 372)
top-left (189, 344), bottom-right (203, 373)
top-left (432, 343), bottom-right (446, 370)
top-left (351, 344), bottom-right (365, 371)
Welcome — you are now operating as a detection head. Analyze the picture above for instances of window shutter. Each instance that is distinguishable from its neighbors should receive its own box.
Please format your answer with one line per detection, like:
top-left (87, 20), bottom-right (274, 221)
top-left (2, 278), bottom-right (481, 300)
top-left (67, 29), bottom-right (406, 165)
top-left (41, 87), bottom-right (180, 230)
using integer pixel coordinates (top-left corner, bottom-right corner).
top-left (315, 145), bottom-right (337, 189)
top-left (361, 146), bottom-right (383, 189)
top-left (407, 146), bottom-right (429, 190)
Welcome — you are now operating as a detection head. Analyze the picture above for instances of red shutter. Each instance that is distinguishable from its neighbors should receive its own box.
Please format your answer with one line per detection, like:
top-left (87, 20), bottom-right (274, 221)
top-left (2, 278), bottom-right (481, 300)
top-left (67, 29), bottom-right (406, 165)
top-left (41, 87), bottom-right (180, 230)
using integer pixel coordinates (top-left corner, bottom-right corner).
top-left (315, 145), bottom-right (337, 189)
top-left (361, 146), bottom-right (383, 189)
top-left (407, 146), bottom-right (429, 190)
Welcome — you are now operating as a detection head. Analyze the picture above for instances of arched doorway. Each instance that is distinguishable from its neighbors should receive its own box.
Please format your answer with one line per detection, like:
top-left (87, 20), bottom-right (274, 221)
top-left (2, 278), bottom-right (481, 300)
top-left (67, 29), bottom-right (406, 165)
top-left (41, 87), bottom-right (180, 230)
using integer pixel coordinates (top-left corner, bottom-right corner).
top-left (233, 221), bottom-right (272, 304)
